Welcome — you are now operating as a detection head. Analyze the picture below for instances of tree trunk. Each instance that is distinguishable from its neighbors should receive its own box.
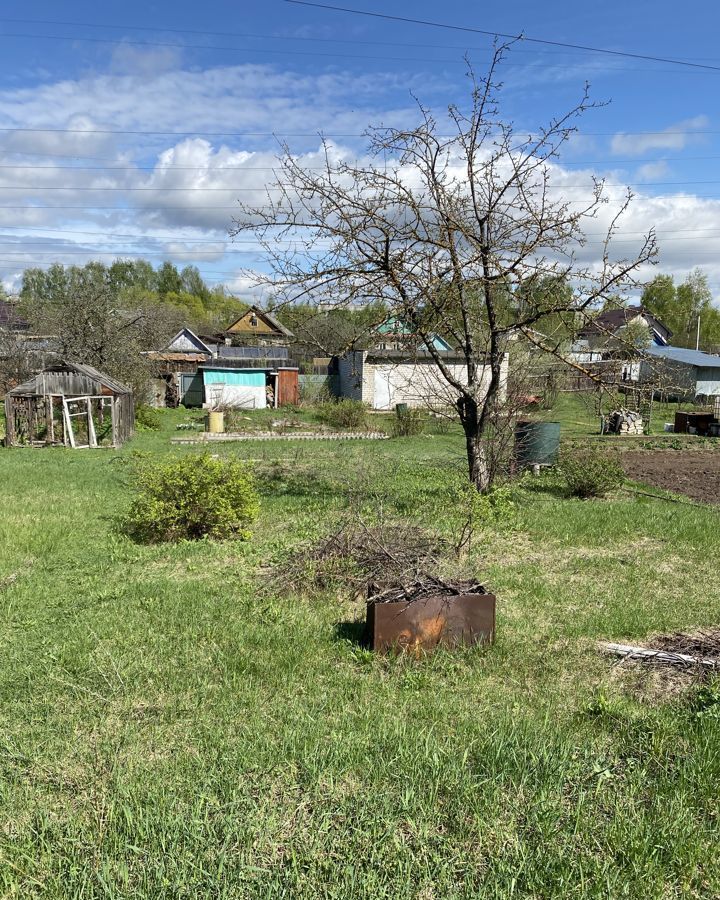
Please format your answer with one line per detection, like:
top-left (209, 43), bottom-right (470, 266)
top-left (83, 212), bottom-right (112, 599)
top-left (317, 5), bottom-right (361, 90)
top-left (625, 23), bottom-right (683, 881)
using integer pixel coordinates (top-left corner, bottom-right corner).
top-left (458, 395), bottom-right (490, 492)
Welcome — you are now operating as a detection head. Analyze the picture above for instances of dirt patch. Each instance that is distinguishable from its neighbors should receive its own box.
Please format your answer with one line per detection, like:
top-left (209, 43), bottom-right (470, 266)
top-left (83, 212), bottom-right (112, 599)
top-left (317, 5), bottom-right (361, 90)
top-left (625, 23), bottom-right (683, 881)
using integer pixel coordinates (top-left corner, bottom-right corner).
top-left (651, 629), bottom-right (720, 658)
top-left (621, 450), bottom-right (720, 504)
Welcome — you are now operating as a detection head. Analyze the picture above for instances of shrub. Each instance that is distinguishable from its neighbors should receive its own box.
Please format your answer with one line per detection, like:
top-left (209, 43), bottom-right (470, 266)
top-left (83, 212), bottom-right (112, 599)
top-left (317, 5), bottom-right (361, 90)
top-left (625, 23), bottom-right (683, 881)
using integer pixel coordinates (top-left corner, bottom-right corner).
top-left (135, 404), bottom-right (162, 431)
top-left (320, 399), bottom-right (368, 430)
top-left (557, 447), bottom-right (624, 498)
top-left (451, 477), bottom-right (517, 556)
top-left (123, 453), bottom-right (259, 543)
top-left (392, 408), bottom-right (425, 437)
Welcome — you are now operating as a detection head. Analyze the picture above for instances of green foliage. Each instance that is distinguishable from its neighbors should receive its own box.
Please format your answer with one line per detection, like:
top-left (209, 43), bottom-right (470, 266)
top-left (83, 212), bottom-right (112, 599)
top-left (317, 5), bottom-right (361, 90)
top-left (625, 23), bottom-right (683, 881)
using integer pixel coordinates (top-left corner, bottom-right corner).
top-left (134, 404), bottom-right (162, 431)
top-left (460, 479), bottom-right (517, 527)
top-left (19, 259), bottom-right (250, 342)
top-left (691, 680), bottom-right (720, 721)
top-left (319, 399), bottom-right (368, 430)
top-left (642, 268), bottom-right (720, 351)
top-left (450, 476), bottom-right (517, 556)
top-left (123, 453), bottom-right (259, 543)
top-left (557, 447), bottom-right (625, 498)
top-left (277, 300), bottom-right (388, 357)
top-left (392, 407), bottom-right (425, 437)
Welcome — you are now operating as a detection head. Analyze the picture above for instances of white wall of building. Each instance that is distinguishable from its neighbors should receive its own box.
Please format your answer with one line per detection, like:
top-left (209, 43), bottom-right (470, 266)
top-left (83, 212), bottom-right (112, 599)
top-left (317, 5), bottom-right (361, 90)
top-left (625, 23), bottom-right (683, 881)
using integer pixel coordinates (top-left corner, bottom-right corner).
top-left (204, 382), bottom-right (267, 409)
top-left (337, 351), bottom-right (508, 410)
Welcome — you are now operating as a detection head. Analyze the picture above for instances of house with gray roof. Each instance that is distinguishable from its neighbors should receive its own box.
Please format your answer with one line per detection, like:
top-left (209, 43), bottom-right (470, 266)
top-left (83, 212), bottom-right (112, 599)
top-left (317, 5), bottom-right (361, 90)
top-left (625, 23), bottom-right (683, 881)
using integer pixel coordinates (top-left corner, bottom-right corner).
top-left (642, 345), bottom-right (720, 400)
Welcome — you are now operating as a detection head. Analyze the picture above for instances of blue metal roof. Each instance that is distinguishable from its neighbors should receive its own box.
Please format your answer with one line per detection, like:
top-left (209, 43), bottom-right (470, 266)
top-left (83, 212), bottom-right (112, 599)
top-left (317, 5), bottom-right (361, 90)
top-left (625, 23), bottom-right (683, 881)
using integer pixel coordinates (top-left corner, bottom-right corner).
top-left (647, 344), bottom-right (720, 368)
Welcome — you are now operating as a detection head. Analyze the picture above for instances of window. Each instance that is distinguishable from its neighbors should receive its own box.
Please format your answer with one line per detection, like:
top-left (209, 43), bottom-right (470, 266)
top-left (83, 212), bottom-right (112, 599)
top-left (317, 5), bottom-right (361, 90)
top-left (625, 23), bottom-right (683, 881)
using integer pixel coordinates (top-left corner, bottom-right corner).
top-left (250, 314), bottom-right (258, 327)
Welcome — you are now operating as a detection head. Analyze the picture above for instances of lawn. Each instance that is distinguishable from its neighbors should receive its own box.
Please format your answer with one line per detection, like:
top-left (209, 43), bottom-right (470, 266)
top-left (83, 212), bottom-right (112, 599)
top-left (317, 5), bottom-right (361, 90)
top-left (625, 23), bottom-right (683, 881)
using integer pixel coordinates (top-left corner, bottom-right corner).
top-left (1, 407), bottom-right (719, 898)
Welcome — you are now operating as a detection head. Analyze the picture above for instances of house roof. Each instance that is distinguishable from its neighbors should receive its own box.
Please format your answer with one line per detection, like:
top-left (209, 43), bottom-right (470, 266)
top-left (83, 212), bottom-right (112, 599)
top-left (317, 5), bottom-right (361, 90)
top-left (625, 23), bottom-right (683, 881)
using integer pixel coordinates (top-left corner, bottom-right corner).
top-left (224, 305), bottom-right (294, 338)
top-left (162, 327), bottom-right (213, 356)
top-left (647, 344), bottom-right (720, 369)
top-left (9, 360), bottom-right (132, 396)
top-left (580, 305), bottom-right (671, 341)
top-left (143, 351), bottom-right (210, 362)
top-left (364, 349), bottom-right (469, 364)
top-left (375, 316), bottom-right (455, 352)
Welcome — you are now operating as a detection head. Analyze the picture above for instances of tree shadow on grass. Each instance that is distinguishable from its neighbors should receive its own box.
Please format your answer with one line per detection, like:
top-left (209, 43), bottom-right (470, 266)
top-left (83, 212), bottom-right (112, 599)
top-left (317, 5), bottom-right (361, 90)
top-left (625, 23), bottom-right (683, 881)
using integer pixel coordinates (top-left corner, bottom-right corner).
top-left (520, 478), bottom-right (568, 500)
top-left (257, 471), bottom-right (343, 501)
top-left (333, 620), bottom-right (367, 646)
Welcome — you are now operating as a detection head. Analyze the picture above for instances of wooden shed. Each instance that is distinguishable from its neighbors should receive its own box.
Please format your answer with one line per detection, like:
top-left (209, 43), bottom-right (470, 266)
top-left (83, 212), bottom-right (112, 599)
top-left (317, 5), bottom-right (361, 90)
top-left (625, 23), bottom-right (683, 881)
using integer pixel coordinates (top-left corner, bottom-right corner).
top-left (4, 361), bottom-right (134, 448)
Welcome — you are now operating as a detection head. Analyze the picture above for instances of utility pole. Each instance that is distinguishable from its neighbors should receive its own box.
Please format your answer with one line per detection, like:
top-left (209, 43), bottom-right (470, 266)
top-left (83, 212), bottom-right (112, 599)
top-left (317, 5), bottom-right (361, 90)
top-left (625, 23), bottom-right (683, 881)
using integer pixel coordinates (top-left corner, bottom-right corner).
top-left (696, 314), bottom-right (701, 351)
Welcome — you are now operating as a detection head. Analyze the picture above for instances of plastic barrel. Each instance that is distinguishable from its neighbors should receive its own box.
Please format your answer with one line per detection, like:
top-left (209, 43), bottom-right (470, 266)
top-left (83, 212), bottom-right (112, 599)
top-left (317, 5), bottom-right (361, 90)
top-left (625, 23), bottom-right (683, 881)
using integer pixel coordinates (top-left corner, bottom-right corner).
top-left (514, 420), bottom-right (560, 468)
top-left (395, 403), bottom-right (409, 417)
top-left (206, 411), bottom-right (225, 434)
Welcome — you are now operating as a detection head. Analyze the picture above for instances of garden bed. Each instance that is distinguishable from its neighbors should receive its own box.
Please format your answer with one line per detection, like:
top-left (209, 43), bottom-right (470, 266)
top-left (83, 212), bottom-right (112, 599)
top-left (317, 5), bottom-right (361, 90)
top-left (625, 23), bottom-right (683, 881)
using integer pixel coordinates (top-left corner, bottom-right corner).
top-left (621, 450), bottom-right (720, 504)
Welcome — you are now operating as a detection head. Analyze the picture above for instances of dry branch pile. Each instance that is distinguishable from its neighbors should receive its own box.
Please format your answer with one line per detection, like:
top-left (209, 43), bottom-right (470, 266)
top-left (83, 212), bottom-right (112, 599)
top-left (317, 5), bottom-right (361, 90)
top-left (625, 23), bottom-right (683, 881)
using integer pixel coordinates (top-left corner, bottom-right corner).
top-left (275, 518), bottom-right (448, 598)
top-left (604, 629), bottom-right (720, 673)
top-left (368, 579), bottom-right (487, 604)
top-left (652, 629), bottom-right (720, 658)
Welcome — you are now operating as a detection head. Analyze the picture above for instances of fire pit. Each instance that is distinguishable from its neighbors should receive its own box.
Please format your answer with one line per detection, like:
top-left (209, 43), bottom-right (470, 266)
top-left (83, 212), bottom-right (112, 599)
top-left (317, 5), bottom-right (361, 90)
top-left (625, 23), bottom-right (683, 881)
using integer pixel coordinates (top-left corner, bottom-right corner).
top-left (365, 580), bottom-right (495, 653)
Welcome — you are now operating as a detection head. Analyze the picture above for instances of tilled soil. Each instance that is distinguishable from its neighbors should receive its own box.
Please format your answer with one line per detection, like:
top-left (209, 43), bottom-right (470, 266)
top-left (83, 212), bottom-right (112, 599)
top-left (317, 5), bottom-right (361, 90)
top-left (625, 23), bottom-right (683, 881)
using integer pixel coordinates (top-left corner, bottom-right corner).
top-left (621, 450), bottom-right (720, 504)
top-left (652, 629), bottom-right (720, 658)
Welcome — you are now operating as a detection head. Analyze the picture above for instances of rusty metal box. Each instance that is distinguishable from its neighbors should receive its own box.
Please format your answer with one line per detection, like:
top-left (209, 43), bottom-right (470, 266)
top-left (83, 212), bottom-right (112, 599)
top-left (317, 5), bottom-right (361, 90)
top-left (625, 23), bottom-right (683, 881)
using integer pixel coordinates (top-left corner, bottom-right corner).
top-left (366, 592), bottom-right (496, 653)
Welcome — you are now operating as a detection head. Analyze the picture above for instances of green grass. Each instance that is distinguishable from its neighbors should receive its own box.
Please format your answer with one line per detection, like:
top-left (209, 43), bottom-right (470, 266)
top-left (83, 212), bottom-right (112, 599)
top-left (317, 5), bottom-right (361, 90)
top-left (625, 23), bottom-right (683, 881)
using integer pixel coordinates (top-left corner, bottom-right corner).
top-left (1, 409), bottom-right (720, 898)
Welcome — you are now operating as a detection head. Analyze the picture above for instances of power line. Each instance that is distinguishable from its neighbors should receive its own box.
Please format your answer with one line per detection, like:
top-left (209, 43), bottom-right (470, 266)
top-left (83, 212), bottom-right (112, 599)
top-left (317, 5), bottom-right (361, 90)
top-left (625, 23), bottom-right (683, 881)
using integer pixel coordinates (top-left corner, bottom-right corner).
top-left (5, 179), bottom-right (720, 190)
top-left (0, 164), bottom-right (332, 172)
top-left (0, 30), bottom-right (477, 66)
top-left (3, 153), bottom-right (720, 168)
top-left (8, 14), bottom-right (720, 82)
top-left (0, 186), bottom-right (290, 191)
top-left (0, 125), bottom-right (718, 137)
top-left (2, 15), bottom-right (693, 61)
top-left (5, 225), bottom-right (720, 241)
top-left (6, 223), bottom-right (720, 239)
top-left (0, 192), bottom-right (717, 210)
top-left (285, 0), bottom-right (720, 73)
top-left (0, 22), bottom-right (717, 76)
top-left (0, 258), bottom-right (250, 279)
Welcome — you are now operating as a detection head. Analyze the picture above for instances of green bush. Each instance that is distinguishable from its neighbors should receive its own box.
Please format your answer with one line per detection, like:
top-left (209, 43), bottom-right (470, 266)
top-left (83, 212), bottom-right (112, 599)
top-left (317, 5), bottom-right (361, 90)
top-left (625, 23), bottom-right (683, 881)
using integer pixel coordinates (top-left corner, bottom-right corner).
top-left (320, 399), bottom-right (368, 430)
top-left (392, 408), bottom-right (425, 437)
top-left (557, 447), bottom-right (624, 498)
top-left (134, 404), bottom-right (162, 431)
top-left (123, 453), bottom-right (259, 543)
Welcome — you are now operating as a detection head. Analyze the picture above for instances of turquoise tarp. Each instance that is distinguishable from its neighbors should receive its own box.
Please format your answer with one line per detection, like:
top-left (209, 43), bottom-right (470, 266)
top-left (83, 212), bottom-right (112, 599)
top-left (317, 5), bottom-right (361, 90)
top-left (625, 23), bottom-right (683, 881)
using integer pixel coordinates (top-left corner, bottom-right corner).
top-left (202, 370), bottom-right (265, 387)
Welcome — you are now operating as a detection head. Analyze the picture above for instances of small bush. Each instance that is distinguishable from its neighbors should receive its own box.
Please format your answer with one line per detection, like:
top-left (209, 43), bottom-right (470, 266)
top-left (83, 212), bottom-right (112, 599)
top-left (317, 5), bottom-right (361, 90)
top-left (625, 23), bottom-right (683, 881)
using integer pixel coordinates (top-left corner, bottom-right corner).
top-left (123, 453), bottom-right (259, 543)
top-left (320, 399), bottom-right (368, 430)
top-left (557, 447), bottom-right (624, 498)
top-left (135, 404), bottom-right (162, 431)
top-left (392, 408), bottom-right (425, 437)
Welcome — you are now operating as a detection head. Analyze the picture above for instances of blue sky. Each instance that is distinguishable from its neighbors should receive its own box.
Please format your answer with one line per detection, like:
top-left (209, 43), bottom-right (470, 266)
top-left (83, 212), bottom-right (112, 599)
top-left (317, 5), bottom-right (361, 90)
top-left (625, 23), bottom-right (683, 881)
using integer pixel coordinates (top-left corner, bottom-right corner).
top-left (0, 0), bottom-right (719, 299)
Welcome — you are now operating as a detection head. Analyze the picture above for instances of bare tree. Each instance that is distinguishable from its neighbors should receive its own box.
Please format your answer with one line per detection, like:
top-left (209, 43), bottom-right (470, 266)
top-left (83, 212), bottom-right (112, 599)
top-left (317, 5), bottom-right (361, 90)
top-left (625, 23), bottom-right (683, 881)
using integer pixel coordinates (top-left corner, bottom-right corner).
top-left (231, 45), bottom-right (657, 490)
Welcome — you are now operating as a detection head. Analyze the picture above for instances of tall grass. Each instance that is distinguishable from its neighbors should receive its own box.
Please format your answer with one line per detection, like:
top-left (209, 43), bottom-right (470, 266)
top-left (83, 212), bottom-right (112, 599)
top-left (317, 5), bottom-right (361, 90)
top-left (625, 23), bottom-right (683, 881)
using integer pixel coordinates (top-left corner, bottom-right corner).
top-left (0, 408), bottom-right (718, 897)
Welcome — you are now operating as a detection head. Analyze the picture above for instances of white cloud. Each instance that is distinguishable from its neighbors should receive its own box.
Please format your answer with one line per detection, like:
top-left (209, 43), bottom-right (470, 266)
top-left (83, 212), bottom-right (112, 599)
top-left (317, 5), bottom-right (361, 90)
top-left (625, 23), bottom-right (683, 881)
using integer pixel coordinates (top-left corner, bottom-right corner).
top-left (611, 115), bottom-right (709, 156)
top-left (635, 160), bottom-right (670, 181)
top-left (163, 240), bottom-right (227, 262)
top-left (109, 44), bottom-right (184, 77)
top-left (0, 59), bottom-right (718, 300)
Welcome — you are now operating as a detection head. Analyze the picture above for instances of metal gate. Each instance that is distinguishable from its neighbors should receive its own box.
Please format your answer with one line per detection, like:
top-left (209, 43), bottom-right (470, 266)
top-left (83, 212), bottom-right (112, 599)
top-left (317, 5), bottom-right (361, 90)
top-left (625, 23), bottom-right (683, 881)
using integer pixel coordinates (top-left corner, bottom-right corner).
top-left (180, 372), bottom-right (204, 407)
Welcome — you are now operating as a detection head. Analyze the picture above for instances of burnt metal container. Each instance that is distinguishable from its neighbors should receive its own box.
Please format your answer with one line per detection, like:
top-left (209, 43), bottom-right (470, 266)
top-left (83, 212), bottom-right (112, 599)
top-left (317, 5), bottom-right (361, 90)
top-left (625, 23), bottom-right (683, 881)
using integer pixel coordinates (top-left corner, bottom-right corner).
top-left (366, 592), bottom-right (495, 653)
